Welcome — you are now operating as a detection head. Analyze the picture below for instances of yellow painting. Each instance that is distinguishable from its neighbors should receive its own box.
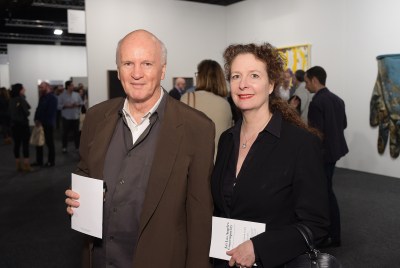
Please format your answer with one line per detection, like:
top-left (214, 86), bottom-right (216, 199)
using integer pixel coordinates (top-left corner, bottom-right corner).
top-left (278, 44), bottom-right (311, 72)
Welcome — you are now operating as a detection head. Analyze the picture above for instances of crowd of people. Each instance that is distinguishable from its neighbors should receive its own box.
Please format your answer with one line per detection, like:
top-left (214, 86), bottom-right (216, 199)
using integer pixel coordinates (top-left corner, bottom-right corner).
top-left (63, 29), bottom-right (348, 268)
top-left (1, 80), bottom-right (89, 171)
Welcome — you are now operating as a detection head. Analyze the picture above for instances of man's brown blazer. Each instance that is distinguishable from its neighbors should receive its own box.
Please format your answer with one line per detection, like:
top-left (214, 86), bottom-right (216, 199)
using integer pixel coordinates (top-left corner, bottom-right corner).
top-left (76, 95), bottom-right (215, 267)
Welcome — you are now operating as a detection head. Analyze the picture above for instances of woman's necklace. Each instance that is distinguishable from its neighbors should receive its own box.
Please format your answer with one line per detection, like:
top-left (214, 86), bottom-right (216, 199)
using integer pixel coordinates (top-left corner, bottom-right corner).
top-left (241, 113), bottom-right (272, 149)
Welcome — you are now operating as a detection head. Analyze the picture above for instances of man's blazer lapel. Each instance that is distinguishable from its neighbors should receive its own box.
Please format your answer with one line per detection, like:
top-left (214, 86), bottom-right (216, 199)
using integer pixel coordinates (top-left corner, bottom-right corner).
top-left (89, 99), bottom-right (123, 179)
top-left (138, 98), bottom-right (184, 235)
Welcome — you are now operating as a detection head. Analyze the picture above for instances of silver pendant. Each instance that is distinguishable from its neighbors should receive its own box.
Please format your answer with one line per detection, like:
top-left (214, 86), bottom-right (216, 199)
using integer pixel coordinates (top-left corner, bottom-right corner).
top-left (241, 143), bottom-right (246, 149)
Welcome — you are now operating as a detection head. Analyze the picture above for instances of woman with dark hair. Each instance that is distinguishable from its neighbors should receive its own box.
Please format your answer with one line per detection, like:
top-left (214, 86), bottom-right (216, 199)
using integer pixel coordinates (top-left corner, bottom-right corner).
top-left (181, 59), bottom-right (233, 156)
top-left (211, 43), bottom-right (329, 268)
top-left (9, 83), bottom-right (31, 171)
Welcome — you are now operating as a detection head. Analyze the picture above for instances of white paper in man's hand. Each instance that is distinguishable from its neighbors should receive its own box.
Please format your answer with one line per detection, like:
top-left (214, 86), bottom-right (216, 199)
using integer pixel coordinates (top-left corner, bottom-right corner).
top-left (71, 173), bottom-right (103, 238)
top-left (209, 216), bottom-right (265, 261)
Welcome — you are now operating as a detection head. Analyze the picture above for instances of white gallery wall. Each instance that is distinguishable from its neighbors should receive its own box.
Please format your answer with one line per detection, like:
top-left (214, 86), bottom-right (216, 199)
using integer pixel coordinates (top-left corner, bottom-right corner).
top-left (225, 0), bottom-right (400, 177)
top-left (7, 44), bottom-right (87, 124)
top-left (0, 64), bottom-right (10, 89)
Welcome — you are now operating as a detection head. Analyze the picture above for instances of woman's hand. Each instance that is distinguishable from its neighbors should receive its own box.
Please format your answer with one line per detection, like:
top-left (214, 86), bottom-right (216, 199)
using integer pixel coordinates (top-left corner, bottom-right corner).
top-left (65, 189), bottom-right (80, 215)
top-left (227, 240), bottom-right (256, 268)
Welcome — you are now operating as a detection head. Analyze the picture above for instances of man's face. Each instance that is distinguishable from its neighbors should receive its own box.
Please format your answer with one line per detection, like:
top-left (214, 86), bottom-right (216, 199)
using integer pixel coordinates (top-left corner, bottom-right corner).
top-left (283, 71), bottom-right (291, 88)
top-left (292, 75), bottom-right (299, 86)
top-left (39, 82), bottom-right (47, 94)
top-left (67, 83), bottom-right (74, 92)
top-left (304, 74), bottom-right (314, 93)
top-left (117, 32), bottom-right (166, 104)
top-left (176, 79), bottom-right (186, 90)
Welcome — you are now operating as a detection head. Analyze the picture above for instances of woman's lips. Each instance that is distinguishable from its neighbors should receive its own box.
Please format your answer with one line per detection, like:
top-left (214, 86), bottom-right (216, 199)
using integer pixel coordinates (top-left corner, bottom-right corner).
top-left (238, 94), bottom-right (253, 100)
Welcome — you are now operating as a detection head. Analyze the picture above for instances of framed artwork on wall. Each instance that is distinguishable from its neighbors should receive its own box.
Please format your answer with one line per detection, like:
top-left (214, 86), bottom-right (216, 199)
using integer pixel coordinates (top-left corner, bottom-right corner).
top-left (278, 44), bottom-right (311, 71)
top-left (107, 70), bottom-right (126, 99)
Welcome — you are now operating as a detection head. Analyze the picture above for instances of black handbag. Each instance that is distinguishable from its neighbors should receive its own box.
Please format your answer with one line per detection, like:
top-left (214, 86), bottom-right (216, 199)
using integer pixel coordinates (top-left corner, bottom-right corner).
top-left (284, 224), bottom-right (343, 268)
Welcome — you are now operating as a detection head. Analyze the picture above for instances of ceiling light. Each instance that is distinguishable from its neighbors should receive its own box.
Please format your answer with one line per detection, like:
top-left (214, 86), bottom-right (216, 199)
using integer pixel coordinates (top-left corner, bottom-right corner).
top-left (54, 29), bottom-right (63, 35)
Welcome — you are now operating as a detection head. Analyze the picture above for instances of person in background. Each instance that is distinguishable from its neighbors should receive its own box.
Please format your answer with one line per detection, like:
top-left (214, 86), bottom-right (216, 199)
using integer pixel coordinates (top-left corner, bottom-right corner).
top-left (65, 29), bottom-right (214, 267)
top-left (33, 82), bottom-right (58, 167)
top-left (8, 83), bottom-right (31, 171)
top-left (168, 77), bottom-right (186, 100)
top-left (181, 59), bottom-right (232, 156)
top-left (54, 84), bottom-right (64, 131)
top-left (211, 43), bottom-right (329, 267)
top-left (305, 65), bottom-right (349, 248)
top-left (0, 87), bottom-right (12, 145)
top-left (77, 83), bottom-right (84, 93)
top-left (289, 69), bottom-right (312, 123)
top-left (78, 85), bottom-right (88, 114)
top-left (58, 80), bottom-right (82, 153)
top-left (77, 85), bottom-right (88, 147)
top-left (276, 68), bottom-right (292, 101)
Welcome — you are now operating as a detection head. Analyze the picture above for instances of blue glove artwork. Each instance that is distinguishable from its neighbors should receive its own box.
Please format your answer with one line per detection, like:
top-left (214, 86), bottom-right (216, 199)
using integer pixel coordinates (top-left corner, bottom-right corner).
top-left (370, 54), bottom-right (400, 158)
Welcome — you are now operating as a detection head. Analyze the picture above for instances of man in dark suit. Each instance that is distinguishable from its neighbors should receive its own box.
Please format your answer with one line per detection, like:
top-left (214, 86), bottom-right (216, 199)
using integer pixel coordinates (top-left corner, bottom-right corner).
top-left (169, 77), bottom-right (186, 100)
top-left (305, 66), bottom-right (349, 248)
top-left (65, 29), bottom-right (215, 267)
top-left (33, 81), bottom-right (58, 167)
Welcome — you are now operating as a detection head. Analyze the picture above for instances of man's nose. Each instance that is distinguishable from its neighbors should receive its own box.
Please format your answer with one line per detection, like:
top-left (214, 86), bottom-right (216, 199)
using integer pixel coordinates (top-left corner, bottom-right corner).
top-left (131, 66), bottom-right (143, 79)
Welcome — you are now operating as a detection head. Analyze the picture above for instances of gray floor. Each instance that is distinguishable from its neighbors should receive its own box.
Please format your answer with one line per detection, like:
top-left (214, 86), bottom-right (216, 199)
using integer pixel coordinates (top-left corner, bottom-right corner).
top-left (0, 135), bottom-right (84, 268)
top-left (326, 167), bottom-right (400, 267)
top-left (0, 136), bottom-right (399, 267)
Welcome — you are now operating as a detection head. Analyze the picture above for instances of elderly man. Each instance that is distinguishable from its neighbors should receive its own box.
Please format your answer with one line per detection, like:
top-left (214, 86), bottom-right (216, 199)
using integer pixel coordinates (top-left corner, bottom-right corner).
top-left (169, 77), bottom-right (186, 100)
top-left (65, 29), bottom-right (215, 267)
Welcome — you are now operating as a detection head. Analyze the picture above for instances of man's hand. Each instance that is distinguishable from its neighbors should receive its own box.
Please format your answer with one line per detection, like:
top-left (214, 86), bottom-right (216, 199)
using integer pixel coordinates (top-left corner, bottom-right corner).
top-left (289, 95), bottom-right (300, 109)
top-left (227, 240), bottom-right (256, 268)
top-left (65, 189), bottom-right (80, 215)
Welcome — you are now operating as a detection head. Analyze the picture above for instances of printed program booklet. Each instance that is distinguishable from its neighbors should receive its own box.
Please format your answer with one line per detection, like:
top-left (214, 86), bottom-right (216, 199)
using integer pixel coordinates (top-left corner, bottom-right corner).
top-left (209, 216), bottom-right (266, 261)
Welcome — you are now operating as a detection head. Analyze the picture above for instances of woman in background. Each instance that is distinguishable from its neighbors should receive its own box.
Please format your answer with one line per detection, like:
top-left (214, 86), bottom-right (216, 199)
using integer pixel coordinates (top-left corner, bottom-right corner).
top-left (181, 59), bottom-right (232, 156)
top-left (211, 43), bottom-right (329, 267)
top-left (9, 83), bottom-right (31, 171)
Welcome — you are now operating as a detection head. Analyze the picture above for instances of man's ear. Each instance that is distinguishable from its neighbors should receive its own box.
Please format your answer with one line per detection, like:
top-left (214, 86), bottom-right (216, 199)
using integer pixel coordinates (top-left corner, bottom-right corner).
top-left (311, 77), bottom-right (318, 86)
top-left (161, 64), bottom-right (166, 80)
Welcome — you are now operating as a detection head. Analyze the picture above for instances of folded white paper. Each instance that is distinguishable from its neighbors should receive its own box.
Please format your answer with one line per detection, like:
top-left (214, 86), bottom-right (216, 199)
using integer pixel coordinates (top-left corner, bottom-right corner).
top-left (209, 216), bottom-right (266, 261)
top-left (71, 173), bottom-right (103, 238)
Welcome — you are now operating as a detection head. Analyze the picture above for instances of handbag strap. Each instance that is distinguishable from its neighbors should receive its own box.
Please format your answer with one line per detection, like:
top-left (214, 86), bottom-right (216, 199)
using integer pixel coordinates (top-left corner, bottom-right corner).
top-left (186, 91), bottom-right (191, 105)
top-left (293, 223), bottom-right (317, 253)
top-left (192, 92), bottom-right (196, 108)
top-left (293, 224), bottom-right (344, 268)
top-left (186, 92), bottom-right (196, 108)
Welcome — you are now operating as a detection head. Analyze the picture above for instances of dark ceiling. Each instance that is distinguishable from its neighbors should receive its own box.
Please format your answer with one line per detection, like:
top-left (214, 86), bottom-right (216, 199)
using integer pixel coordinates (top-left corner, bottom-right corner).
top-left (0, 0), bottom-right (85, 54)
top-left (0, 0), bottom-right (244, 54)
